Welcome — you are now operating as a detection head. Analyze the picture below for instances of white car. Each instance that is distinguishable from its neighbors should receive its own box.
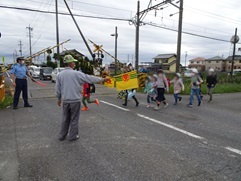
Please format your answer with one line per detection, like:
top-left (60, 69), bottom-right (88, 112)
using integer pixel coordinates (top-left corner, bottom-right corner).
top-left (51, 68), bottom-right (65, 83)
top-left (29, 67), bottom-right (40, 78)
top-left (184, 69), bottom-right (193, 78)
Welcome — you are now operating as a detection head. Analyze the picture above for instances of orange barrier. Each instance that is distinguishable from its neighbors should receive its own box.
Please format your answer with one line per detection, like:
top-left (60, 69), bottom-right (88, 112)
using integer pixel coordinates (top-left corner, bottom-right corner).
top-left (0, 85), bottom-right (5, 102)
top-left (0, 76), bottom-right (5, 102)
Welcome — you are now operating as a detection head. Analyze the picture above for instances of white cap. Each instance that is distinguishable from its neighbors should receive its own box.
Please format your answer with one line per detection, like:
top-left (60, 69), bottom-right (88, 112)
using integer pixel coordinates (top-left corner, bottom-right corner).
top-left (192, 68), bottom-right (198, 74)
top-left (175, 73), bottom-right (181, 77)
top-left (126, 62), bottom-right (132, 67)
top-left (209, 68), bottom-right (214, 72)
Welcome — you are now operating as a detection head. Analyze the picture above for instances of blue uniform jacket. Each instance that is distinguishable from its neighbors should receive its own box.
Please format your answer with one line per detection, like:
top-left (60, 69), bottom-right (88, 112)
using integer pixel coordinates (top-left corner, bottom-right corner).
top-left (10, 63), bottom-right (28, 79)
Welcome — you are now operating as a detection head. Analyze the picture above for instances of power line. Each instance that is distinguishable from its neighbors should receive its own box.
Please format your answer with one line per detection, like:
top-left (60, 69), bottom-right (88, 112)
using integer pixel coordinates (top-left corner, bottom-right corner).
top-left (145, 22), bottom-right (238, 43)
top-left (0, 5), bottom-right (130, 21)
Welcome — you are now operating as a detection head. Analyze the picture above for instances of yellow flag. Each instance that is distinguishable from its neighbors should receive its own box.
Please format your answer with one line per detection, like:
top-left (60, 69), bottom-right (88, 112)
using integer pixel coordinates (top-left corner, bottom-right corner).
top-left (114, 71), bottom-right (139, 91)
top-left (104, 76), bottom-right (115, 88)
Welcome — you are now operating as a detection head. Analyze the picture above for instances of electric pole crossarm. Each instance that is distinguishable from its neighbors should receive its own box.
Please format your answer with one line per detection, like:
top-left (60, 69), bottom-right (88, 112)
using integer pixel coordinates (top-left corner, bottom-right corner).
top-left (139, 0), bottom-right (174, 19)
top-left (63, 0), bottom-right (93, 58)
top-left (169, 2), bottom-right (179, 9)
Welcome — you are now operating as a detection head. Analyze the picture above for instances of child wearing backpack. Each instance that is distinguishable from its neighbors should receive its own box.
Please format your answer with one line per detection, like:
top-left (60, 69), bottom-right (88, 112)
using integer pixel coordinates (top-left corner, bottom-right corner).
top-left (144, 75), bottom-right (157, 108)
top-left (81, 83), bottom-right (99, 111)
top-left (170, 73), bottom-right (184, 105)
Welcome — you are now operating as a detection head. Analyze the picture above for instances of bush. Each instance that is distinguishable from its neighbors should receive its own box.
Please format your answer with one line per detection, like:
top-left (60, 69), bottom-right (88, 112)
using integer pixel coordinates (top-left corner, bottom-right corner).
top-left (0, 96), bottom-right (13, 109)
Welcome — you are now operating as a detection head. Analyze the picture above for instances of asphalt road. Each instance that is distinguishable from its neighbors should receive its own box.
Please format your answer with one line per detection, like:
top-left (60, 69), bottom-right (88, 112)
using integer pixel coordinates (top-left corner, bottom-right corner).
top-left (0, 79), bottom-right (241, 181)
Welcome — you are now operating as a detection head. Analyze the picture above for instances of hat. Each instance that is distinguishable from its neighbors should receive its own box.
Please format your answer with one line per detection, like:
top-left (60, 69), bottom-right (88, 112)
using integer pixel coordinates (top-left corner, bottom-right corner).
top-left (16, 56), bottom-right (25, 62)
top-left (157, 69), bottom-right (163, 74)
top-left (175, 73), bottom-right (181, 78)
top-left (126, 62), bottom-right (132, 67)
top-left (209, 68), bottom-right (214, 72)
top-left (63, 55), bottom-right (77, 63)
top-left (153, 74), bottom-right (157, 78)
top-left (192, 68), bottom-right (198, 74)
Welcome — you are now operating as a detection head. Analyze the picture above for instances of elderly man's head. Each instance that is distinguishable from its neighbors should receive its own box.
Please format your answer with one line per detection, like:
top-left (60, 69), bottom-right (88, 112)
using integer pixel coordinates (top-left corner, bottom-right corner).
top-left (63, 55), bottom-right (77, 69)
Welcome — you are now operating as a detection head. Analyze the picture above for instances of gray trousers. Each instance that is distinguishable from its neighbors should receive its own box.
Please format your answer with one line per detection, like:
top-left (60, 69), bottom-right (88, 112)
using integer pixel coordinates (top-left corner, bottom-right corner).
top-left (59, 102), bottom-right (81, 140)
top-left (207, 87), bottom-right (214, 101)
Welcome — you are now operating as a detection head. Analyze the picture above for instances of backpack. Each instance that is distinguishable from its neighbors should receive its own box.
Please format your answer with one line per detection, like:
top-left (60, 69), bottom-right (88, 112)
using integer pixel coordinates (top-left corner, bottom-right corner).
top-left (88, 84), bottom-right (95, 93)
top-left (165, 77), bottom-right (171, 88)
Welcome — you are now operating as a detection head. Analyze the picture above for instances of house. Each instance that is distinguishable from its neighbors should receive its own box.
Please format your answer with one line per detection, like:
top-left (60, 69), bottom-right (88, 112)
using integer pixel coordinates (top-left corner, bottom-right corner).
top-left (205, 56), bottom-right (225, 72)
top-left (225, 55), bottom-right (241, 72)
top-left (152, 53), bottom-right (177, 73)
top-left (59, 49), bottom-right (85, 59)
top-left (188, 57), bottom-right (205, 72)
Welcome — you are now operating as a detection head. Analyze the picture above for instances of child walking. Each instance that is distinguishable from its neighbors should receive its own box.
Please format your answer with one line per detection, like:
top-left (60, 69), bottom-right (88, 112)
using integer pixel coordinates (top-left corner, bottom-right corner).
top-left (187, 69), bottom-right (203, 107)
top-left (170, 73), bottom-right (184, 105)
top-left (144, 75), bottom-right (157, 108)
top-left (155, 69), bottom-right (169, 110)
top-left (82, 83), bottom-right (99, 111)
top-left (206, 68), bottom-right (217, 103)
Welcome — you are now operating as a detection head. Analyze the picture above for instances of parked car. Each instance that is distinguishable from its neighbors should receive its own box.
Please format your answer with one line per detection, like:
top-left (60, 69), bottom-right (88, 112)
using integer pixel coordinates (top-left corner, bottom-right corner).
top-left (39, 67), bottom-right (53, 80)
top-left (228, 69), bottom-right (241, 76)
top-left (184, 69), bottom-right (193, 78)
top-left (29, 67), bottom-right (40, 78)
top-left (51, 68), bottom-right (65, 83)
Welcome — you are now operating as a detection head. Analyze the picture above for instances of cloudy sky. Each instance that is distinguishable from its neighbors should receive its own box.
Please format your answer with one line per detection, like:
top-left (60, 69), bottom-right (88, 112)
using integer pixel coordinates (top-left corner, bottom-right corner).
top-left (1, 0), bottom-right (241, 65)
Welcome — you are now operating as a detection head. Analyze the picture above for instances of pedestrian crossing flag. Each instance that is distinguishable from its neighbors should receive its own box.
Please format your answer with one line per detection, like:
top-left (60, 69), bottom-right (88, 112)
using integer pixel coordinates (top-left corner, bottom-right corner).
top-left (114, 71), bottom-right (139, 91)
top-left (104, 76), bottom-right (115, 88)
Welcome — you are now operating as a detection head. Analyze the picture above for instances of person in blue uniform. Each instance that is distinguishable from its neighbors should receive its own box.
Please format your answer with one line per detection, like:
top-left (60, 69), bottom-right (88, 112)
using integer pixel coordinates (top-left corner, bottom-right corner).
top-left (10, 57), bottom-right (33, 109)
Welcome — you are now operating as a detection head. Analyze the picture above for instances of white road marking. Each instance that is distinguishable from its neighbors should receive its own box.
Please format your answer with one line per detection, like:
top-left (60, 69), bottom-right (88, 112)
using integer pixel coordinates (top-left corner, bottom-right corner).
top-left (137, 114), bottom-right (204, 140)
top-left (225, 147), bottom-right (241, 155)
top-left (100, 101), bottom-right (130, 111)
top-left (100, 101), bottom-right (241, 156)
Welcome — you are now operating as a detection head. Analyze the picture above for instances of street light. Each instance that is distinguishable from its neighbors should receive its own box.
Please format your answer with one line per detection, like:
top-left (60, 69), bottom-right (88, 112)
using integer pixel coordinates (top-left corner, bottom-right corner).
top-left (111, 26), bottom-right (118, 75)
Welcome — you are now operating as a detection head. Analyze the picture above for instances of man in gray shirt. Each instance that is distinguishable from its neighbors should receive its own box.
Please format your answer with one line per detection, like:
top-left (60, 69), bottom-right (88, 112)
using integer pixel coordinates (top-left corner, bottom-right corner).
top-left (55, 55), bottom-right (108, 141)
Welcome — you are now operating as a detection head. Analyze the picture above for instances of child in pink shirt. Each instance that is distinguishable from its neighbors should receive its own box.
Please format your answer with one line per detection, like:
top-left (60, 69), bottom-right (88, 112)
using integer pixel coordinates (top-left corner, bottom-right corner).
top-left (170, 73), bottom-right (184, 105)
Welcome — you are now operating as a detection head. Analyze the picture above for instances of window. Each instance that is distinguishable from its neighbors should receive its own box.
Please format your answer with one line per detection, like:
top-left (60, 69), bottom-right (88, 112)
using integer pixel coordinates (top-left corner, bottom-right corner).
top-left (162, 59), bottom-right (168, 63)
top-left (239, 60), bottom-right (241, 63)
top-left (197, 61), bottom-right (200, 64)
top-left (229, 61), bottom-right (232, 63)
top-left (216, 61), bottom-right (219, 63)
top-left (208, 61), bottom-right (211, 63)
top-left (162, 66), bottom-right (170, 70)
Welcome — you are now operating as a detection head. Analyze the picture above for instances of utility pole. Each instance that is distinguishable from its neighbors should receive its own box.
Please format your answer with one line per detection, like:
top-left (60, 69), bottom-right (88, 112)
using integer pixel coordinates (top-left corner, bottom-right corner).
top-left (175, 0), bottom-right (183, 73)
top-left (111, 26), bottom-right (118, 75)
top-left (184, 51), bottom-right (188, 67)
top-left (55, 0), bottom-right (60, 67)
top-left (26, 25), bottom-right (33, 62)
top-left (231, 28), bottom-right (238, 77)
top-left (135, 0), bottom-right (140, 72)
top-left (18, 40), bottom-right (23, 56)
top-left (63, 0), bottom-right (93, 58)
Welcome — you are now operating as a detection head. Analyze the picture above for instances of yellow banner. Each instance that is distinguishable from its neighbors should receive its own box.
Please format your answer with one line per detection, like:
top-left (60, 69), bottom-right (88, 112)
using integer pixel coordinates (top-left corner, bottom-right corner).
top-left (104, 76), bottom-right (115, 88)
top-left (114, 71), bottom-right (139, 91)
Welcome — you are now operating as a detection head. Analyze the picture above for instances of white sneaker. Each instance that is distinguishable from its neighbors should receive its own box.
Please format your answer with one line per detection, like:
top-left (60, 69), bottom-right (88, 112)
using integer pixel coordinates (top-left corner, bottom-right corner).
top-left (146, 105), bottom-right (150, 108)
top-left (164, 103), bottom-right (169, 108)
top-left (154, 106), bottom-right (160, 110)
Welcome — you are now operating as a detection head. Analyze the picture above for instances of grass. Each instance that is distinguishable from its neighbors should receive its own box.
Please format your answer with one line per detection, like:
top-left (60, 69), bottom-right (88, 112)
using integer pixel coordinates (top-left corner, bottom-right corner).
top-left (138, 82), bottom-right (241, 95)
top-left (0, 95), bottom-right (13, 110)
top-left (138, 73), bottom-right (241, 95)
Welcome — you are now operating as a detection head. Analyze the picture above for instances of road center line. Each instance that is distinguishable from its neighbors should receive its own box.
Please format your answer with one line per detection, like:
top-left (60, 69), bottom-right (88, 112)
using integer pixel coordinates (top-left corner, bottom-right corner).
top-left (100, 100), bottom-right (130, 111)
top-left (225, 147), bottom-right (241, 155)
top-left (137, 114), bottom-right (205, 140)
